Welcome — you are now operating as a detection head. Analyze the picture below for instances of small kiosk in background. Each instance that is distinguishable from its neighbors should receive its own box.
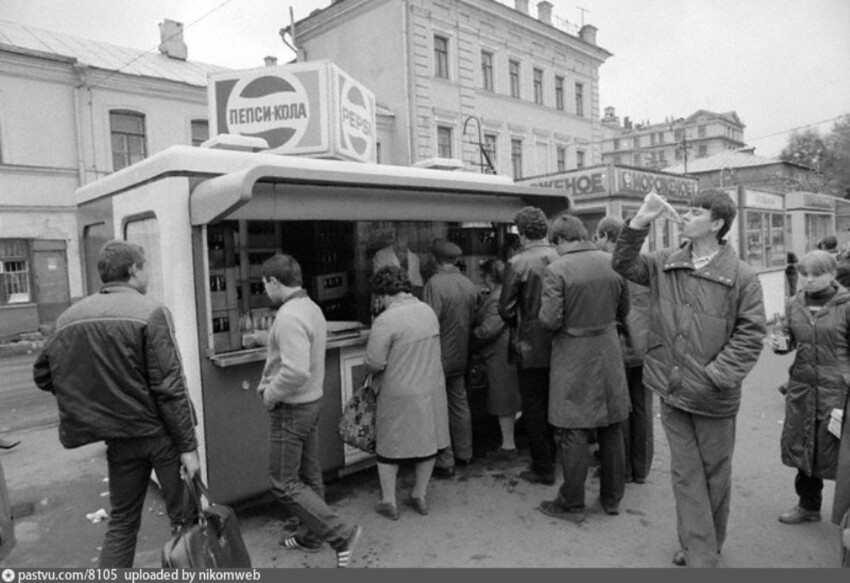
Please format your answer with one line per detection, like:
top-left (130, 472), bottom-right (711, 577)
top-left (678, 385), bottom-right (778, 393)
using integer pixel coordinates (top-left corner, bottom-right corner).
top-left (784, 191), bottom-right (837, 258)
top-left (722, 186), bottom-right (787, 317)
top-left (518, 164), bottom-right (697, 252)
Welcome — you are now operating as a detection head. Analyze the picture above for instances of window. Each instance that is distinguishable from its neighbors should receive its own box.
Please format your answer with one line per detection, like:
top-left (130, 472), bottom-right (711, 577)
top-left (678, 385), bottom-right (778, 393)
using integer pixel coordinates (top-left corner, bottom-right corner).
top-left (613, 139), bottom-right (620, 150)
top-left (659, 150), bottom-right (667, 166)
top-left (110, 111), bottom-right (147, 171)
top-left (556, 146), bottom-right (566, 172)
top-left (698, 125), bottom-right (707, 138)
top-left (0, 240), bottom-right (31, 305)
top-left (533, 68), bottom-right (543, 105)
top-left (191, 119), bottom-right (209, 147)
top-left (745, 211), bottom-right (786, 271)
top-left (481, 51), bottom-right (494, 91)
top-left (376, 142), bottom-right (382, 164)
top-left (554, 76), bottom-right (564, 110)
top-left (437, 126), bottom-right (453, 158)
top-left (698, 145), bottom-right (708, 158)
top-left (633, 154), bottom-right (642, 166)
top-left (633, 136), bottom-right (641, 149)
top-left (434, 35), bottom-right (449, 79)
top-left (576, 150), bottom-right (585, 169)
top-left (574, 82), bottom-right (584, 116)
top-left (483, 133), bottom-right (497, 170)
top-left (675, 149), bottom-right (682, 161)
top-left (511, 139), bottom-right (523, 179)
top-left (125, 217), bottom-right (164, 304)
top-left (613, 155), bottom-right (621, 165)
top-left (650, 133), bottom-right (657, 146)
top-left (657, 131), bottom-right (665, 144)
top-left (509, 60), bottom-right (520, 98)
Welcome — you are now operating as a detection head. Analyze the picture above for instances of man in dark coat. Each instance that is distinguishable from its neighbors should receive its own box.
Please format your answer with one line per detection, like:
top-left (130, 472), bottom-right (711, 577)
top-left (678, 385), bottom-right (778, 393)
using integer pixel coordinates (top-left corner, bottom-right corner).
top-left (424, 239), bottom-right (479, 478)
top-left (538, 215), bottom-right (630, 523)
top-left (612, 190), bottom-right (766, 568)
top-left (33, 240), bottom-right (200, 567)
top-left (499, 207), bottom-right (560, 485)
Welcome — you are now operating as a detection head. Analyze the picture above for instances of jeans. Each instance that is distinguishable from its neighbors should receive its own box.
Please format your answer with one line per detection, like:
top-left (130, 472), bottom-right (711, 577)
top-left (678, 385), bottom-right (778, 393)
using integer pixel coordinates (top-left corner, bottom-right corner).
top-left (268, 399), bottom-right (351, 550)
top-left (99, 436), bottom-right (195, 568)
top-left (517, 368), bottom-right (555, 476)
top-left (661, 402), bottom-right (736, 568)
top-left (436, 374), bottom-right (473, 468)
top-left (622, 365), bottom-right (654, 481)
top-left (795, 470), bottom-right (824, 511)
top-left (554, 425), bottom-right (625, 510)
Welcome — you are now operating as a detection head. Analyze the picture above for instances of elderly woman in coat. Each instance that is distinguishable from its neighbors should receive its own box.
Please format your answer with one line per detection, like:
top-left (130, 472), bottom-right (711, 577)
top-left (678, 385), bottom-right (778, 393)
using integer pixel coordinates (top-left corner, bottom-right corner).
top-left (365, 266), bottom-right (450, 520)
top-left (771, 250), bottom-right (850, 525)
top-left (472, 259), bottom-right (521, 458)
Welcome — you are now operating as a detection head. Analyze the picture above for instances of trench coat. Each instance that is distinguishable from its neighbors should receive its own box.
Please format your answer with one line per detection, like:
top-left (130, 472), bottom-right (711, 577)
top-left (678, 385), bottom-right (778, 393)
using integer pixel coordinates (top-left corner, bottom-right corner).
top-left (778, 284), bottom-right (850, 482)
top-left (540, 243), bottom-right (630, 429)
top-left (364, 294), bottom-right (450, 459)
top-left (472, 286), bottom-right (521, 417)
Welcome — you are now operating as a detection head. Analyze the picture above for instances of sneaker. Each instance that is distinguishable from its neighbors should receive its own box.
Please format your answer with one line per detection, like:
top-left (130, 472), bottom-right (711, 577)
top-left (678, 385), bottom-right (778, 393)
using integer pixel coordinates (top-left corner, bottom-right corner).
top-left (601, 503), bottom-right (620, 516)
top-left (336, 525), bottom-right (363, 568)
top-left (432, 466), bottom-right (456, 479)
top-left (778, 506), bottom-right (821, 524)
top-left (672, 549), bottom-right (686, 567)
top-left (280, 534), bottom-right (322, 553)
top-left (537, 500), bottom-right (586, 523)
top-left (519, 470), bottom-right (555, 486)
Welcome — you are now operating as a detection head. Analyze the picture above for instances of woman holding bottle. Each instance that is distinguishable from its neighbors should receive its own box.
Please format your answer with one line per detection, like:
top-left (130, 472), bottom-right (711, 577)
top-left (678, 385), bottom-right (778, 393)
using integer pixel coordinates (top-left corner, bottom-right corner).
top-left (771, 250), bottom-right (850, 525)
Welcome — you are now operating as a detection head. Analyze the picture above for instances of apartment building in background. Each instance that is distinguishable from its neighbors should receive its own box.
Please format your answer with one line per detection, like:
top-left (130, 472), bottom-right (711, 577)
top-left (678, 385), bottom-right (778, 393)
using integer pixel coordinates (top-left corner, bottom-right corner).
top-left (0, 19), bottom-right (227, 337)
top-left (286, 0), bottom-right (612, 178)
top-left (600, 107), bottom-right (746, 171)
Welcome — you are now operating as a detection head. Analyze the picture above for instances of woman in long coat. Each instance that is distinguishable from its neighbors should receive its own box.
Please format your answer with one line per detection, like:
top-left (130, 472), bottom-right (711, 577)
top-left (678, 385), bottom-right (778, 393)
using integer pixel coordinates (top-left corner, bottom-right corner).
top-left (771, 250), bottom-right (850, 525)
top-left (365, 266), bottom-right (450, 520)
top-left (472, 259), bottom-right (521, 457)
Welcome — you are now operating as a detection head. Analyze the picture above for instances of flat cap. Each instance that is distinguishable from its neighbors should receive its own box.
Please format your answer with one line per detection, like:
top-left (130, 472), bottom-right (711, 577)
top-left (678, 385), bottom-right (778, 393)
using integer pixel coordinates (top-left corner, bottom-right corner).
top-left (431, 239), bottom-right (462, 259)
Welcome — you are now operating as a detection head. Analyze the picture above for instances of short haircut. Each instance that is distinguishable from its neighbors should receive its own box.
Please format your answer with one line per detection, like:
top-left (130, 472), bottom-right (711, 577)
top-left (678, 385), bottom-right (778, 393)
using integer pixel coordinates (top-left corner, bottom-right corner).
top-left (596, 216), bottom-right (623, 241)
top-left (797, 250), bottom-right (837, 276)
top-left (479, 258), bottom-right (505, 284)
top-left (514, 207), bottom-right (549, 240)
top-left (370, 265), bottom-right (412, 295)
top-left (261, 254), bottom-right (303, 287)
top-left (818, 235), bottom-right (838, 251)
top-left (97, 240), bottom-right (146, 284)
top-left (549, 214), bottom-right (588, 243)
top-left (690, 189), bottom-right (737, 241)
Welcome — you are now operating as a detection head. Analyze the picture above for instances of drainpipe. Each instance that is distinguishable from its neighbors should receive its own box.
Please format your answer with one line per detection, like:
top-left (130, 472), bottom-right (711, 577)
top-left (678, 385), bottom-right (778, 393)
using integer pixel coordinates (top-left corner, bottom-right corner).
top-left (403, 0), bottom-right (415, 164)
top-left (72, 63), bottom-right (88, 187)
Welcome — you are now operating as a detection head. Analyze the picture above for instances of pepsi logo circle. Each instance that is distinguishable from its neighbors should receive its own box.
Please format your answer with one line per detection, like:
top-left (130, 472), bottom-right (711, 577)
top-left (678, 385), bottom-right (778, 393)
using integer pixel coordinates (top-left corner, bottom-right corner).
top-left (339, 77), bottom-right (373, 157)
top-left (226, 74), bottom-right (310, 148)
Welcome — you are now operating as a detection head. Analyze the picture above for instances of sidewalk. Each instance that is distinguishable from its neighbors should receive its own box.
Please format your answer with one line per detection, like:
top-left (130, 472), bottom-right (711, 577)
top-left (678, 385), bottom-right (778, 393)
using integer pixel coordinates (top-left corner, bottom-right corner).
top-left (0, 346), bottom-right (840, 568)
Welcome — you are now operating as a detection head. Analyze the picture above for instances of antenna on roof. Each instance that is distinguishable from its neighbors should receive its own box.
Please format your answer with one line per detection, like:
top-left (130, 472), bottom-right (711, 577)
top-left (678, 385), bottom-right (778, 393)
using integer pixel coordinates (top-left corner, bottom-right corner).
top-left (577, 6), bottom-right (589, 26)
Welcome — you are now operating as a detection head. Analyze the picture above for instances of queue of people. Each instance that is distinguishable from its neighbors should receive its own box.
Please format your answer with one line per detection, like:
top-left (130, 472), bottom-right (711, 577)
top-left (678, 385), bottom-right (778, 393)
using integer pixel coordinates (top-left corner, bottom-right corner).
top-left (26, 191), bottom-right (850, 569)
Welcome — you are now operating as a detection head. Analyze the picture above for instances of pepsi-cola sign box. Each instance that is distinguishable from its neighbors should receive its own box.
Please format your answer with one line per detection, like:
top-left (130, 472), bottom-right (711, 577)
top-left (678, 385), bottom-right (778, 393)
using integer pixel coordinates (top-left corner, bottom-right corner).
top-left (208, 61), bottom-right (376, 163)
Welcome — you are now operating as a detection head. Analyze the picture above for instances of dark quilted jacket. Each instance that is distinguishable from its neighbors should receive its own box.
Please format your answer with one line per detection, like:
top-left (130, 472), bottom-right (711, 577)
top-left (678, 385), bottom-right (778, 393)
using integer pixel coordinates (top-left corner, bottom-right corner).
top-left (33, 283), bottom-right (197, 452)
top-left (612, 224), bottom-right (766, 418)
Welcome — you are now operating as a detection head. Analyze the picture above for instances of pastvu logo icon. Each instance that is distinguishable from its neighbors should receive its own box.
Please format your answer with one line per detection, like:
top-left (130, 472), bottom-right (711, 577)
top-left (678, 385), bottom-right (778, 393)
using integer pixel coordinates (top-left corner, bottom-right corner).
top-left (2, 568), bottom-right (15, 582)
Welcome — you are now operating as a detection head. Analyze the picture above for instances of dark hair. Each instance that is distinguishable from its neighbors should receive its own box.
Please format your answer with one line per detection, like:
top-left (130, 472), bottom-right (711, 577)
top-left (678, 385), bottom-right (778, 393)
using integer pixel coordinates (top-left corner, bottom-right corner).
top-left (261, 254), bottom-right (303, 287)
top-left (797, 250), bottom-right (837, 276)
top-left (97, 240), bottom-right (145, 284)
top-left (818, 235), bottom-right (838, 251)
top-left (514, 207), bottom-right (549, 240)
top-left (370, 265), bottom-right (412, 295)
top-left (787, 251), bottom-right (799, 264)
top-left (690, 189), bottom-right (737, 242)
top-left (596, 216), bottom-right (623, 242)
top-left (479, 258), bottom-right (505, 284)
top-left (549, 214), bottom-right (588, 244)
top-left (501, 233), bottom-right (522, 261)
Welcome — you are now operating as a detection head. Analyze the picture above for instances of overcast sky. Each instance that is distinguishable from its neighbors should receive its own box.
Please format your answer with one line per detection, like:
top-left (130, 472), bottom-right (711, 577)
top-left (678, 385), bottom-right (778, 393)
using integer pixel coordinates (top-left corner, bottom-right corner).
top-left (3, 0), bottom-right (848, 158)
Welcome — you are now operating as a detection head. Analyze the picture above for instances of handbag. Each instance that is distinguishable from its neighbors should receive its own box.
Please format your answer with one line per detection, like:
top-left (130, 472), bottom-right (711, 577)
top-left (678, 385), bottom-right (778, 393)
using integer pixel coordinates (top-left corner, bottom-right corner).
top-left (338, 374), bottom-right (377, 454)
top-left (161, 475), bottom-right (252, 568)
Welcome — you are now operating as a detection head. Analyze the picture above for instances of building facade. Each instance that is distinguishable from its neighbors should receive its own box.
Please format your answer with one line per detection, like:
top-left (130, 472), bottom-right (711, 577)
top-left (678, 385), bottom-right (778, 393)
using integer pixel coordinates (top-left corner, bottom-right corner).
top-left (287, 0), bottom-right (611, 178)
top-left (600, 107), bottom-right (746, 171)
top-left (0, 19), bottom-right (226, 337)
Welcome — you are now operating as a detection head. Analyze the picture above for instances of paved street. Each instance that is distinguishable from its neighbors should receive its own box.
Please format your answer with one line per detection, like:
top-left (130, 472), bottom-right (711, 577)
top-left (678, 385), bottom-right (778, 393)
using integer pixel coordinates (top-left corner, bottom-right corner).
top-left (0, 354), bottom-right (58, 434)
top-left (0, 346), bottom-right (843, 568)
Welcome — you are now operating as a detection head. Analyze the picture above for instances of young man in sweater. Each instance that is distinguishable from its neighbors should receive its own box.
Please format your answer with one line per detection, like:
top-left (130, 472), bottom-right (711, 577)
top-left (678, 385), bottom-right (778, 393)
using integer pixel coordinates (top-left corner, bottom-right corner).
top-left (259, 254), bottom-right (362, 568)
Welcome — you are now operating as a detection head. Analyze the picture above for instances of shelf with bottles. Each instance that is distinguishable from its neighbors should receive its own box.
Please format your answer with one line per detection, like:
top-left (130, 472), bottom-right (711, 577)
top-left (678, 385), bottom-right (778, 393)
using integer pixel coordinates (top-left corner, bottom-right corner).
top-left (208, 267), bottom-right (239, 311)
top-left (211, 308), bottom-right (241, 354)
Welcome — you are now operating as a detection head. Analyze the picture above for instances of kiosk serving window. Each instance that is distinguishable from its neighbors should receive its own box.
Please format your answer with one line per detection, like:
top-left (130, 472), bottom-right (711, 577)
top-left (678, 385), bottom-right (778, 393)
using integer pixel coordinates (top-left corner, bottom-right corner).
top-left (205, 218), bottom-right (512, 354)
top-left (744, 210), bottom-right (786, 271)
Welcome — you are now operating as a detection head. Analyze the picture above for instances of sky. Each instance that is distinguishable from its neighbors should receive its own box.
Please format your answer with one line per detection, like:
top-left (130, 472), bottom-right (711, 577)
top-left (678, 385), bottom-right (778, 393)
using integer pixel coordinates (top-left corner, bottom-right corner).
top-left (3, 0), bottom-right (848, 158)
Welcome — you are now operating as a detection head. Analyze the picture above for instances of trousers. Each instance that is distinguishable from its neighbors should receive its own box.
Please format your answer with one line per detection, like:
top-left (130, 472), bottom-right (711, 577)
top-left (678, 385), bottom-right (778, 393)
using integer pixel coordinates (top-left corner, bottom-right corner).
top-left (517, 367), bottom-right (555, 477)
top-left (622, 365), bottom-right (654, 481)
top-left (554, 424), bottom-right (625, 510)
top-left (436, 374), bottom-right (474, 468)
top-left (661, 402), bottom-right (736, 568)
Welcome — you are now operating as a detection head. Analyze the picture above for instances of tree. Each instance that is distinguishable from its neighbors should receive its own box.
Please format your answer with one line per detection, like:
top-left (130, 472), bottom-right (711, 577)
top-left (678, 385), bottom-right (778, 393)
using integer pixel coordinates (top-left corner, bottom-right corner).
top-left (780, 114), bottom-right (850, 198)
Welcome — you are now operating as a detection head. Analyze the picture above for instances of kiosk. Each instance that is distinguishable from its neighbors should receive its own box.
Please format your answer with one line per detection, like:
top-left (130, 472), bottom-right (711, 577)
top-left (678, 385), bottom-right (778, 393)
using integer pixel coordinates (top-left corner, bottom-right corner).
top-left (74, 144), bottom-right (571, 504)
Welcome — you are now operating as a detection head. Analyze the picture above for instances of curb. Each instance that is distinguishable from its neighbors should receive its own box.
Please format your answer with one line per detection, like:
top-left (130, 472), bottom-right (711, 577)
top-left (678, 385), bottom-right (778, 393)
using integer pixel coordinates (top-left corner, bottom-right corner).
top-left (0, 341), bottom-right (44, 358)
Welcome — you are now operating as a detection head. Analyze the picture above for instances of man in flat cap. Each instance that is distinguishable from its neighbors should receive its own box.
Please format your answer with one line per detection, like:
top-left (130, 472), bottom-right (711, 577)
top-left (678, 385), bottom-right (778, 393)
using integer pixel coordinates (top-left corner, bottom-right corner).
top-left (424, 239), bottom-right (479, 478)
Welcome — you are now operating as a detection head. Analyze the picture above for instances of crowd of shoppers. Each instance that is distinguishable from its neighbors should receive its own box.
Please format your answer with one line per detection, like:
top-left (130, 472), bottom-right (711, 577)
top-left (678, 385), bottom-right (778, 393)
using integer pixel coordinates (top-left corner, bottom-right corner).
top-left (29, 193), bottom-right (850, 569)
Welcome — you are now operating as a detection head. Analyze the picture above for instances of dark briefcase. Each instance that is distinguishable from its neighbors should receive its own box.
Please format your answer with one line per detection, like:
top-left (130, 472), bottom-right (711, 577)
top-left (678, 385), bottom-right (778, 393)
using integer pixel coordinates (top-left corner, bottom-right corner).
top-left (161, 475), bottom-right (251, 568)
